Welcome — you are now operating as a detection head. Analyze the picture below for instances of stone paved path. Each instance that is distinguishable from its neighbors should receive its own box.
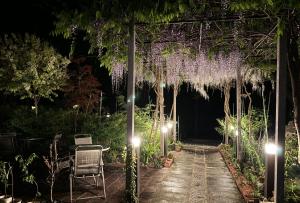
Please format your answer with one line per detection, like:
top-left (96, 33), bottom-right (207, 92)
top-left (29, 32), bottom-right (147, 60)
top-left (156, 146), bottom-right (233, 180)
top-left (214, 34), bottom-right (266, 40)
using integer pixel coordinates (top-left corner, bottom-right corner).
top-left (140, 144), bottom-right (244, 203)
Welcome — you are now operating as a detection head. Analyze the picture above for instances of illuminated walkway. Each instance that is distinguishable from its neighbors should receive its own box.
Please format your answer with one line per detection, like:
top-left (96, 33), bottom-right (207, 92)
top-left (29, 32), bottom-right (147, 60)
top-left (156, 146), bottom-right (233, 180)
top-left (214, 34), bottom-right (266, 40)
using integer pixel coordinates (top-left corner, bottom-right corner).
top-left (55, 144), bottom-right (244, 203)
top-left (139, 144), bottom-right (244, 203)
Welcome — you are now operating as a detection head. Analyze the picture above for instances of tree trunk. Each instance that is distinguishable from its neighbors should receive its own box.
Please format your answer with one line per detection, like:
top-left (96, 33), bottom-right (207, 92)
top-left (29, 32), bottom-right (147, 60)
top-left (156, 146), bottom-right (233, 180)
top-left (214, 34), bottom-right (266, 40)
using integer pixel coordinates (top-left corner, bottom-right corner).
top-left (236, 65), bottom-right (242, 162)
top-left (173, 84), bottom-right (178, 142)
top-left (287, 30), bottom-right (300, 164)
top-left (159, 67), bottom-right (165, 156)
top-left (243, 84), bottom-right (252, 139)
top-left (34, 96), bottom-right (39, 117)
top-left (224, 82), bottom-right (231, 144)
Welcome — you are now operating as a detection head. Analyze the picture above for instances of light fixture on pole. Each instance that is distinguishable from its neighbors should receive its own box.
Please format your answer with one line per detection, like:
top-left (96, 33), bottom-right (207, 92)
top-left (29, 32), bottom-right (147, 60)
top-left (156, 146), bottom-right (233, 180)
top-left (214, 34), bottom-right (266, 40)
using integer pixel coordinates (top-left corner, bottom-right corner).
top-left (132, 136), bottom-right (141, 199)
top-left (161, 125), bottom-right (169, 157)
top-left (264, 142), bottom-right (278, 200)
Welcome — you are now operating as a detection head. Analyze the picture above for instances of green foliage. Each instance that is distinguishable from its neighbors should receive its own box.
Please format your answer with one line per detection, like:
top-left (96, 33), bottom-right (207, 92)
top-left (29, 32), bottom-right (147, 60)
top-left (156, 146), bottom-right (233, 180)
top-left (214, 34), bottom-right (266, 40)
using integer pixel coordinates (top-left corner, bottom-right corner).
top-left (0, 33), bottom-right (69, 114)
top-left (217, 111), bottom-right (300, 201)
top-left (81, 105), bottom-right (160, 165)
top-left (0, 161), bottom-right (12, 197)
top-left (216, 109), bottom-right (266, 197)
top-left (5, 105), bottom-right (74, 139)
top-left (15, 153), bottom-right (40, 197)
top-left (285, 133), bottom-right (300, 202)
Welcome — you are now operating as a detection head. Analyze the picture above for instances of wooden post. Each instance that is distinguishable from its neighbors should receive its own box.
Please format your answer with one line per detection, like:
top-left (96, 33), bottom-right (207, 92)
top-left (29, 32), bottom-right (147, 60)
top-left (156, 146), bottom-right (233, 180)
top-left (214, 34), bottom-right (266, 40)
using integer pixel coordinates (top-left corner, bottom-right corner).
top-left (274, 21), bottom-right (287, 203)
top-left (125, 17), bottom-right (136, 201)
top-left (236, 65), bottom-right (242, 161)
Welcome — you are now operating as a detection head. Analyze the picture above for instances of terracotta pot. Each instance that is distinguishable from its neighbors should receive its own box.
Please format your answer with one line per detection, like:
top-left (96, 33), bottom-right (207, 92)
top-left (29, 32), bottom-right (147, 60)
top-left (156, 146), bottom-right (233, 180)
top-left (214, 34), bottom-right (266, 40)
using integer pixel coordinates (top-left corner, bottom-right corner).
top-left (164, 158), bottom-right (173, 168)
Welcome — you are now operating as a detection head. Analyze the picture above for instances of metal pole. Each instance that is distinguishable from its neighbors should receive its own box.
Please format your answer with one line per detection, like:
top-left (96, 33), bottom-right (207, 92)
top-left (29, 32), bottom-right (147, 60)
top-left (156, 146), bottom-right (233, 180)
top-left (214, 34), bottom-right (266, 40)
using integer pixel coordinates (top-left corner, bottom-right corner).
top-left (99, 91), bottom-right (103, 124)
top-left (264, 153), bottom-right (275, 199)
top-left (274, 21), bottom-right (287, 203)
top-left (126, 17), bottom-right (136, 201)
top-left (236, 64), bottom-right (242, 161)
top-left (164, 130), bottom-right (168, 157)
top-left (137, 145), bottom-right (140, 199)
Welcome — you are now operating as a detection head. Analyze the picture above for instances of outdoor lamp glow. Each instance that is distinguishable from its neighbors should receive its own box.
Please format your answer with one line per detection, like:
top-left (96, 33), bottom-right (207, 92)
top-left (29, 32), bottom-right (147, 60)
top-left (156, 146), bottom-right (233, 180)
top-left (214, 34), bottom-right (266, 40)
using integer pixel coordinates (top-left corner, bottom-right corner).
top-left (132, 136), bottom-right (141, 148)
top-left (167, 121), bottom-right (173, 129)
top-left (265, 143), bottom-right (279, 155)
top-left (229, 125), bottom-right (234, 130)
top-left (161, 126), bottom-right (168, 134)
top-left (106, 113), bottom-right (111, 118)
top-left (235, 130), bottom-right (239, 136)
top-left (31, 106), bottom-right (36, 110)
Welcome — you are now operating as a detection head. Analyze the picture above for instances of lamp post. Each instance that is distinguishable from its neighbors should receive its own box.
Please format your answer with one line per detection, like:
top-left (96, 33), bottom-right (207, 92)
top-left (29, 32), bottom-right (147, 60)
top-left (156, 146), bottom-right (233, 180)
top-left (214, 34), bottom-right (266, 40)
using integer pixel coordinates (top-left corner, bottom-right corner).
top-left (132, 136), bottom-right (141, 200)
top-left (161, 125), bottom-right (168, 157)
top-left (264, 143), bottom-right (278, 200)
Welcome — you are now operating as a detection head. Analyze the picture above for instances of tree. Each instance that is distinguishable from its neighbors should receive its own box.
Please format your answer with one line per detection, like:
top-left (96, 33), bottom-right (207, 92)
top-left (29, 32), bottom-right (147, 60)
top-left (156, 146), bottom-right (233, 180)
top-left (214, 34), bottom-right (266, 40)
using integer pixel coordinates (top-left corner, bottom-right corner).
top-left (0, 33), bottom-right (69, 116)
top-left (64, 57), bottom-right (101, 114)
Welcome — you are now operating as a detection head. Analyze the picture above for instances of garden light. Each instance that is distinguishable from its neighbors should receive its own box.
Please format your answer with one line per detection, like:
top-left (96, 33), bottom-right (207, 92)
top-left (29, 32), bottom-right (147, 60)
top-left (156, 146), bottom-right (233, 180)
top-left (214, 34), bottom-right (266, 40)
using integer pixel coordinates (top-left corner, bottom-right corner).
top-left (265, 143), bottom-right (279, 155)
top-left (106, 113), bottom-right (111, 118)
top-left (72, 104), bottom-right (79, 109)
top-left (161, 126), bottom-right (168, 134)
top-left (167, 121), bottom-right (173, 129)
top-left (132, 136), bottom-right (141, 148)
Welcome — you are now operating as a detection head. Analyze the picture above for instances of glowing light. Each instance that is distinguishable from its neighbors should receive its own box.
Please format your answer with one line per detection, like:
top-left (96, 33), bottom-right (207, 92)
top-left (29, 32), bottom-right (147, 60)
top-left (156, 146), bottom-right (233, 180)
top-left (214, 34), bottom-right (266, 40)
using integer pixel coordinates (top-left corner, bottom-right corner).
top-left (265, 143), bottom-right (279, 155)
top-left (229, 125), bottom-right (234, 130)
top-left (167, 122), bottom-right (173, 129)
top-left (235, 130), bottom-right (238, 136)
top-left (161, 126), bottom-right (168, 134)
top-left (73, 104), bottom-right (79, 109)
top-left (106, 113), bottom-right (111, 118)
top-left (132, 136), bottom-right (141, 148)
top-left (31, 106), bottom-right (36, 110)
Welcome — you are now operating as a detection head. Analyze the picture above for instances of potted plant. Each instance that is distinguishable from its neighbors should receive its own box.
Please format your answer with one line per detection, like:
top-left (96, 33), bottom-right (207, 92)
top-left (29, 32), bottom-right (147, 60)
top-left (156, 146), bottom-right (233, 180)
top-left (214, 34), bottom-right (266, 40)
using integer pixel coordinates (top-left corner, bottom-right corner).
top-left (164, 152), bottom-right (174, 168)
top-left (174, 141), bottom-right (183, 152)
top-left (0, 161), bottom-right (13, 203)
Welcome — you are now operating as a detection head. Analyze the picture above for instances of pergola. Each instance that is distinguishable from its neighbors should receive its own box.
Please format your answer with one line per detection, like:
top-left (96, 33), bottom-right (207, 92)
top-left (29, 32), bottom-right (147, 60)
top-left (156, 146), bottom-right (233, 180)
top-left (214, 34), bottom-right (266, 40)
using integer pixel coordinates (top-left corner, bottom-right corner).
top-left (125, 15), bottom-right (285, 203)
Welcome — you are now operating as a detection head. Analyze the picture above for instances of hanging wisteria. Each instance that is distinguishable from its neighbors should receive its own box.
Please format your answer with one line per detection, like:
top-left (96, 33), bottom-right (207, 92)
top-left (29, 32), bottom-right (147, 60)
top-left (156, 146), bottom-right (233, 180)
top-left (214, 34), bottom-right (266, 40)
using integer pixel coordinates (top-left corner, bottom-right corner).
top-left (111, 43), bottom-right (248, 99)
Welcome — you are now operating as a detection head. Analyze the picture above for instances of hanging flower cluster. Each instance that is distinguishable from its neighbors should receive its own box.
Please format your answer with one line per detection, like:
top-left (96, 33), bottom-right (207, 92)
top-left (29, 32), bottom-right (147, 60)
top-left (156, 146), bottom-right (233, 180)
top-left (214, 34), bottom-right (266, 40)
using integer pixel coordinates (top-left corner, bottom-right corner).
top-left (111, 44), bottom-right (247, 97)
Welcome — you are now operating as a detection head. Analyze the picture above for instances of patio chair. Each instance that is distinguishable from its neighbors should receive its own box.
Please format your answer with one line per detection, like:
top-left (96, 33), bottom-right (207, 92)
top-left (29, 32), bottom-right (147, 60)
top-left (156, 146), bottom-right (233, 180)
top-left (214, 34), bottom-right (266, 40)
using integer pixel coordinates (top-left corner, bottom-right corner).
top-left (74, 134), bottom-right (92, 145)
top-left (0, 133), bottom-right (17, 159)
top-left (70, 144), bottom-right (106, 202)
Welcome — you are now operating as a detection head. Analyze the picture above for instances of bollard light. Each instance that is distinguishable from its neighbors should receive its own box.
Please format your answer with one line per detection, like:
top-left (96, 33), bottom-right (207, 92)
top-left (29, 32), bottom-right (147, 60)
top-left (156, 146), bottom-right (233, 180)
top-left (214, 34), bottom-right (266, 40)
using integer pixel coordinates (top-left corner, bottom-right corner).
top-left (265, 143), bottom-right (279, 155)
top-left (161, 126), bottom-right (168, 134)
top-left (132, 136), bottom-right (141, 148)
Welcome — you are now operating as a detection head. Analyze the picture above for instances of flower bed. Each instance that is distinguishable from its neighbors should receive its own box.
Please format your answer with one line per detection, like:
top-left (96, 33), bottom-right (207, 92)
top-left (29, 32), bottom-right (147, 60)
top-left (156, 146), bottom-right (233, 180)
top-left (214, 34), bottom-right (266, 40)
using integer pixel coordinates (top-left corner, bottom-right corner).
top-left (218, 144), bottom-right (257, 202)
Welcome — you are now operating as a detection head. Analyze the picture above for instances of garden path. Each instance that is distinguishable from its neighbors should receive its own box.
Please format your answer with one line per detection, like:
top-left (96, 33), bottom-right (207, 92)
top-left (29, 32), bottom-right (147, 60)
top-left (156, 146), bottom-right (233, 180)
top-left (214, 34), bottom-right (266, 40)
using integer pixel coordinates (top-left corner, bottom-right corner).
top-left (139, 144), bottom-right (244, 203)
top-left (54, 144), bottom-right (244, 203)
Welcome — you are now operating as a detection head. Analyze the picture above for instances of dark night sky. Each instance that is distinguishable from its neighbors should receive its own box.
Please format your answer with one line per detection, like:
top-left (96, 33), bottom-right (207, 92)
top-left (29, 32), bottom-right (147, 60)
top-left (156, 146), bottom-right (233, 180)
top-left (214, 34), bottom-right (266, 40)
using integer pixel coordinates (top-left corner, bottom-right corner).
top-left (0, 1), bottom-right (278, 142)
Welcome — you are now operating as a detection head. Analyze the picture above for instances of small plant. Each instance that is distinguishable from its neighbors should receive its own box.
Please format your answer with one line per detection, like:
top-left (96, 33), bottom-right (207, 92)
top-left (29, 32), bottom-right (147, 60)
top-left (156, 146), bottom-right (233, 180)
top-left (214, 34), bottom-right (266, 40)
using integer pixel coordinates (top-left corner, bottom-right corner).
top-left (0, 161), bottom-right (12, 198)
top-left (167, 152), bottom-right (174, 160)
top-left (15, 153), bottom-right (40, 198)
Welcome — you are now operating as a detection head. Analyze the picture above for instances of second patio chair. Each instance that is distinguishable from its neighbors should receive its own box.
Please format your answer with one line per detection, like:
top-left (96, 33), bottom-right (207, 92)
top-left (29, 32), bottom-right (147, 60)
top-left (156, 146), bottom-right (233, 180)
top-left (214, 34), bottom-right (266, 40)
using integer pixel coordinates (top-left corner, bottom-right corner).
top-left (74, 134), bottom-right (92, 145)
top-left (70, 144), bottom-right (106, 202)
